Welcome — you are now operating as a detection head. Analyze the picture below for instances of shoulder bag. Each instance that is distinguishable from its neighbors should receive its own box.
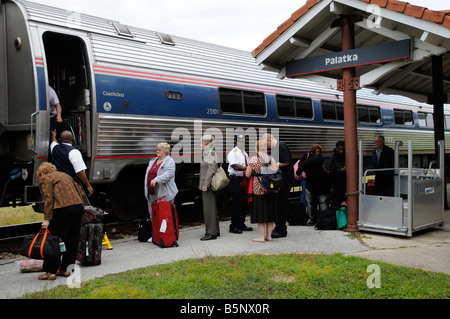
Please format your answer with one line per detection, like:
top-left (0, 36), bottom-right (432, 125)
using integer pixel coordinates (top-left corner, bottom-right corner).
top-left (211, 165), bottom-right (230, 191)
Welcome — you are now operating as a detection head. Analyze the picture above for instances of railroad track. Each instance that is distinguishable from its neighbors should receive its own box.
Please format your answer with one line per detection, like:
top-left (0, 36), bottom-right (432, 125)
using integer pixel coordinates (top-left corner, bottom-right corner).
top-left (0, 204), bottom-right (208, 253)
top-left (0, 216), bottom-right (140, 253)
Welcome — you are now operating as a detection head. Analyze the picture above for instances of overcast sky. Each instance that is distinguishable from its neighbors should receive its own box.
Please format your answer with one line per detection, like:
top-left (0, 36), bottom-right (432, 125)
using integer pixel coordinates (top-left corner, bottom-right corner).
top-left (33, 0), bottom-right (449, 52)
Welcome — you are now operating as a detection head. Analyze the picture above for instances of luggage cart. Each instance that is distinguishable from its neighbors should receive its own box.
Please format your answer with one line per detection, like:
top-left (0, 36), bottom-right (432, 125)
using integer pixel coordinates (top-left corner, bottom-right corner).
top-left (358, 140), bottom-right (445, 237)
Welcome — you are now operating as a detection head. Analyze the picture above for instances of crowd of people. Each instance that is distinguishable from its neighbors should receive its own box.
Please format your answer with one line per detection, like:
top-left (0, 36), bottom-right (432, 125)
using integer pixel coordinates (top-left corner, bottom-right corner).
top-left (36, 89), bottom-right (395, 279)
top-left (144, 133), bottom-right (391, 243)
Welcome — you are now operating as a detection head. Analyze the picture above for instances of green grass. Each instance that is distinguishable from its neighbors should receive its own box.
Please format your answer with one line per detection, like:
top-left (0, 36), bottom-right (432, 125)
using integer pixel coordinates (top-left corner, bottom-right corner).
top-left (20, 253), bottom-right (450, 299)
top-left (0, 206), bottom-right (43, 226)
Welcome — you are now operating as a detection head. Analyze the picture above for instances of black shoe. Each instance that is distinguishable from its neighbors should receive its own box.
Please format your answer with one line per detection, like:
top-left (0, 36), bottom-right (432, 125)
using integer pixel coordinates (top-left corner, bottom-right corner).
top-left (239, 225), bottom-right (253, 231)
top-left (201, 234), bottom-right (217, 241)
top-left (306, 220), bottom-right (316, 226)
top-left (229, 227), bottom-right (243, 234)
top-left (271, 230), bottom-right (287, 238)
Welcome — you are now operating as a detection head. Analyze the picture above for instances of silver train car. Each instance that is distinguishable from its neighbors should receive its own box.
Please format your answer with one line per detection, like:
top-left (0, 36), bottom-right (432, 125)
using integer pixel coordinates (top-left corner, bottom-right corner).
top-left (1, 0), bottom-right (448, 220)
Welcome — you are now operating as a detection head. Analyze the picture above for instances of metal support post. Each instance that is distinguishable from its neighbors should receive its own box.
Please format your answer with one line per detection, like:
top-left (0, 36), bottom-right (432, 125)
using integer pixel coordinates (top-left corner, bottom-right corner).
top-left (336, 16), bottom-right (360, 232)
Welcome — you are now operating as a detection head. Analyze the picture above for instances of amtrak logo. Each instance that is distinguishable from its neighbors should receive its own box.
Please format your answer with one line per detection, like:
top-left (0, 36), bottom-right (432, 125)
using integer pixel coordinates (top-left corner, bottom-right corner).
top-left (103, 102), bottom-right (112, 112)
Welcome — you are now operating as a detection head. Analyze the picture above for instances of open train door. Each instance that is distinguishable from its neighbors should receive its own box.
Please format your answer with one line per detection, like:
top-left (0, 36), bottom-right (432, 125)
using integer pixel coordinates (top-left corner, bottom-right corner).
top-left (42, 32), bottom-right (93, 164)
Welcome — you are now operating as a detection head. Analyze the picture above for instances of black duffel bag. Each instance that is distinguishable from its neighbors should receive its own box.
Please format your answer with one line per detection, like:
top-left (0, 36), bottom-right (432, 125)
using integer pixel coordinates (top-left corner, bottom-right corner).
top-left (20, 228), bottom-right (62, 260)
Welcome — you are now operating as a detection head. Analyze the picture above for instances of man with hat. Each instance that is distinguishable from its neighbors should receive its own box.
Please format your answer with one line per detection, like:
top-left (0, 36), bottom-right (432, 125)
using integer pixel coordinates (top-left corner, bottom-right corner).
top-left (227, 134), bottom-right (253, 234)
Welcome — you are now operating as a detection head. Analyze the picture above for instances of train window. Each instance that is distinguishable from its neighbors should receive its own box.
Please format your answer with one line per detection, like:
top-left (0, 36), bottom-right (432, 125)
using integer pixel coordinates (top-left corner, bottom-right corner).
top-left (277, 95), bottom-right (295, 117)
top-left (358, 105), bottom-right (381, 124)
top-left (418, 112), bottom-right (434, 127)
top-left (113, 22), bottom-right (133, 37)
top-left (394, 109), bottom-right (414, 126)
top-left (322, 100), bottom-right (343, 121)
top-left (276, 95), bottom-right (313, 118)
top-left (219, 88), bottom-right (266, 116)
top-left (243, 91), bottom-right (265, 115)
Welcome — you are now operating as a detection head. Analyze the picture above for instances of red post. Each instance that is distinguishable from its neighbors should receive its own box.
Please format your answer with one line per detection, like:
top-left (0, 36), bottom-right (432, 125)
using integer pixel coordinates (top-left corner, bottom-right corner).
top-left (336, 16), bottom-right (360, 232)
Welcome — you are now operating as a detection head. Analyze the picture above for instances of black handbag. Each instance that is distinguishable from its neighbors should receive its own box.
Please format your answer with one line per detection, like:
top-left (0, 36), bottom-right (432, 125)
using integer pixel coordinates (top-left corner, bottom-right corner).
top-left (20, 228), bottom-right (62, 260)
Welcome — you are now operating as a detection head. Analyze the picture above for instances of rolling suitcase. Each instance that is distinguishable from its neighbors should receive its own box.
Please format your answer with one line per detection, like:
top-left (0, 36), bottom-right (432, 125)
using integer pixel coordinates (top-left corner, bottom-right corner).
top-left (77, 223), bottom-right (103, 265)
top-left (151, 199), bottom-right (179, 248)
top-left (77, 206), bottom-right (104, 265)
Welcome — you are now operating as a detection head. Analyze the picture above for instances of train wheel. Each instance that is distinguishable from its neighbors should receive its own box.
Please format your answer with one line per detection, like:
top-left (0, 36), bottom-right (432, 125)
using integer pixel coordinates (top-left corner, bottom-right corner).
top-left (109, 167), bottom-right (146, 221)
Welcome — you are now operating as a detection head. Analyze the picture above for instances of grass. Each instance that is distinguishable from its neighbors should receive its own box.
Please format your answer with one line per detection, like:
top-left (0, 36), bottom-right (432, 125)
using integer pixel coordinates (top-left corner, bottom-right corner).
top-left (20, 253), bottom-right (450, 299)
top-left (0, 206), bottom-right (43, 226)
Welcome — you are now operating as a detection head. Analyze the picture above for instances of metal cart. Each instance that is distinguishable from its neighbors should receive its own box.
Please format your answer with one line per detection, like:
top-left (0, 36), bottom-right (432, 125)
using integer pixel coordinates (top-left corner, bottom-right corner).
top-left (358, 140), bottom-right (445, 237)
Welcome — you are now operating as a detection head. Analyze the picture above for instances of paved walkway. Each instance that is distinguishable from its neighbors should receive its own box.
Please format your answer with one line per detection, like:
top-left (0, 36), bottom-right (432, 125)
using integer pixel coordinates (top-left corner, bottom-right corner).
top-left (0, 210), bottom-right (448, 299)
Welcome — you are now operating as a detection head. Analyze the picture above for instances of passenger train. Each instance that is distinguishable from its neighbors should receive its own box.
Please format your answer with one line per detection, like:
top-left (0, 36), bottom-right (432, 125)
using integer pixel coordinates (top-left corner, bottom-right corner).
top-left (1, 0), bottom-right (448, 220)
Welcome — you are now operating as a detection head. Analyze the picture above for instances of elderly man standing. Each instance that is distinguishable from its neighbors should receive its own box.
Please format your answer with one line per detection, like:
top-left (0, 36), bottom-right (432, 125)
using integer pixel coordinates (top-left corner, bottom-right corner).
top-left (372, 135), bottom-right (395, 196)
top-left (227, 134), bottom-right (253, 234)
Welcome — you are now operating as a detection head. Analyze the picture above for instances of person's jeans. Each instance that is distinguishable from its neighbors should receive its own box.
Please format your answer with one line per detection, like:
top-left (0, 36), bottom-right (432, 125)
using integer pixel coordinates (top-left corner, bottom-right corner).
top-left (300, 178), bottom-right (307, 206)
top-left (305, 189), bottom-right (328, 222)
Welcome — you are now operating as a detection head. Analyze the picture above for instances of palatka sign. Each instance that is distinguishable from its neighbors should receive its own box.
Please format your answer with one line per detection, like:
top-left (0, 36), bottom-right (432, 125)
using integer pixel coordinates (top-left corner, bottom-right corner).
top-left (286, 39), bottom-right (411, 77)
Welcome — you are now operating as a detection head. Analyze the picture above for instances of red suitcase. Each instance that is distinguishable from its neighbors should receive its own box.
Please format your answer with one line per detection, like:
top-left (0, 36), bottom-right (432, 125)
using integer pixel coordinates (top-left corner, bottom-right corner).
top-left (151, 199), bottom-right (179, 248)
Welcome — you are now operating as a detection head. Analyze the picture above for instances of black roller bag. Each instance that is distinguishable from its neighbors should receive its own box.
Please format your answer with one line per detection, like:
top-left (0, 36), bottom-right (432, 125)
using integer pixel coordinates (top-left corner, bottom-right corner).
top-left (138, 218), bottom-right (152, 242)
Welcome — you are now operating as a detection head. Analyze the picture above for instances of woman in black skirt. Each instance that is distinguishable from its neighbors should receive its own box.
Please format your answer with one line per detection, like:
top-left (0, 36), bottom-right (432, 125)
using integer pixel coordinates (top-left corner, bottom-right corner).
top-left (245, 140), bottom-right (278, 242)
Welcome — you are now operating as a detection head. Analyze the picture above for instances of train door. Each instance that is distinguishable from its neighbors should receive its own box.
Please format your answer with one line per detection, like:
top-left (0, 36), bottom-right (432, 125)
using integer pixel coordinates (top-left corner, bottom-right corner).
top-left (42, 32), bottom-right (92, 160)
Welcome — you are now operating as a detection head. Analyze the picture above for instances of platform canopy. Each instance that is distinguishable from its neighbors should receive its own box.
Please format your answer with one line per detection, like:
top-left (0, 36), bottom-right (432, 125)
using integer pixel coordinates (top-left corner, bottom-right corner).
top-left (252, 0), bottom-right (450, 104)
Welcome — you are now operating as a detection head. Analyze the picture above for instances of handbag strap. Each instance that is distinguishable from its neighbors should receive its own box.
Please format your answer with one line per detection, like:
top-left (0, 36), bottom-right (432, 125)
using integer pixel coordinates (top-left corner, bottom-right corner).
top-left (28, 228), bottom-right (49, 259)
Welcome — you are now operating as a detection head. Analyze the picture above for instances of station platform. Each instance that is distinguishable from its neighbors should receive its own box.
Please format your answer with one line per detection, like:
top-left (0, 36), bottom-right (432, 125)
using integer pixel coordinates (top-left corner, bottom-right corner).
top-left (0, 210), bottom-right (448, 299)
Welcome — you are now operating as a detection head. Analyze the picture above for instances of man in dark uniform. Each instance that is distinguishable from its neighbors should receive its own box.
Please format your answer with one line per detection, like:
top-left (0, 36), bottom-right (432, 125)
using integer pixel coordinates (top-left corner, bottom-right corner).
top-left (372, 135), bottom-right (395, 196)
top-left (51, 130), bottom-right (93, 203)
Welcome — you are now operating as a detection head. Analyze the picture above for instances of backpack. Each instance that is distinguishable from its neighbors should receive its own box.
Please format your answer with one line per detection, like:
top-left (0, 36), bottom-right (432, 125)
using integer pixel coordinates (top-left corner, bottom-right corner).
top-left (315, 207), bottom-right (337, 230)
top-left (256, 155), bottom-right (283, 192)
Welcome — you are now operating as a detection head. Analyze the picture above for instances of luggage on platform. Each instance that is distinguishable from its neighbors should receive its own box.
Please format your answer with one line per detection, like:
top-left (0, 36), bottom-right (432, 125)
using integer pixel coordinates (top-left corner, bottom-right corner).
top-left (151, 199), bottom-right (179, 248)
top-left (288, 200), bottom-right (308, 226)
top-left (19, 259), bottom-right (44, 273)
top-left (336, 206), bottom-right (348, 230)
top-left (81, 206), bottom-right (104, 224)
top-left (315, 207), bottom-right (338, 230)
top-left (77, 206), bottom-right (104, 266)
top-left (138, 218), bottom-right (152, 242)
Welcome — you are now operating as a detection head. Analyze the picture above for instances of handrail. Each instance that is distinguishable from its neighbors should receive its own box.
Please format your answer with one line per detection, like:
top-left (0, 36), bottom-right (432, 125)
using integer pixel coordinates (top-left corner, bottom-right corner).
top-left (30, 111), bottom-right (38, 155)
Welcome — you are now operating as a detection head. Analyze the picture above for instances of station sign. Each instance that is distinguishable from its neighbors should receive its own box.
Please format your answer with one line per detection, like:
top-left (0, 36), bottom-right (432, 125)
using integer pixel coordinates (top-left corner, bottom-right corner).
top-left (286, 39), bottom-right (411, 77)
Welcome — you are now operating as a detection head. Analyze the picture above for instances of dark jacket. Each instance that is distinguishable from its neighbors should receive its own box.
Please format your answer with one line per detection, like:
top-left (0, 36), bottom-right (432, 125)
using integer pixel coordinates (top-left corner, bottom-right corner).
top-left (299, 155), bottom-right (332, 195)
top-left (372, 144), bottom-right (395, 177)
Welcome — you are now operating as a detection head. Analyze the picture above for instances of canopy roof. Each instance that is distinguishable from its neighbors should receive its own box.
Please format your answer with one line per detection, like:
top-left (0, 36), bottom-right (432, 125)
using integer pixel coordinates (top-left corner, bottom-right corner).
top-left (252, 0), bottom-right (450, 103)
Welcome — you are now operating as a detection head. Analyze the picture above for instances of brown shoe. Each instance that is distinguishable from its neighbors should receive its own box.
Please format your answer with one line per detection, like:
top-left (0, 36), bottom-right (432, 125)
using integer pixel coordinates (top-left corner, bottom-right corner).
top-left (56, 270), bottom-right (71, 277)
top-left (38, 273), bottom-right (56, 280)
